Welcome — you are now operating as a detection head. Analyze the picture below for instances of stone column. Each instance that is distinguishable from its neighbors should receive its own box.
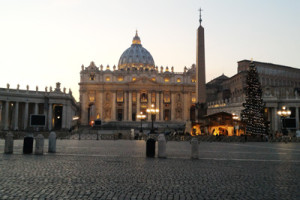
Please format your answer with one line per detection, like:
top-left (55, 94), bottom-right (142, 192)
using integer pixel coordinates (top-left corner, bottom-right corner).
top-left (273, 107), bottom-right (279, 131)
top-left (34, 103), bottom-right (38, 114)
top-left (0, 101), bottom-right (2, 124)
top-left (96, 92), bottom-right (102, 119)
top-left (62, 104), bottom-right (67, 129)
top-left (112, 91), bottom-right (116, 121)
top-left (137, 92), bottom-right (140, 121)
top-left (171, 92), bottom-right (176, 121)
top-left (296, 107), bottom-right (299, 130)
top-left (183, 92), bottom-right (190, 121)
top-left (80, 92), bottom-right (88, 125)
top-left (48, 103), bottom-right (52, 130)
top-left (99, 92), bottom-right (103, 120)
top-left (156, 92), bottom-right (160, 121)
top-left (4, 101), bottom-right (9, 130)
top-left (66, 104), bottom-right (72, 129)
top-left (268, 107), bottom-right (273, 126)
top-left (24, 102), bottom-right (29, 130)
top-left (147, 91), bottom-right (152, 121)
top-left (268, 107), bottom-right (273, 132)
top-left (14, 102), bottom-right (19, 130)
top-left (128, 91), bottom-right (132, 121)
top-left (124, 91), bottom-right (128, 121)
top-left (160, 92), bottom-right (164, 121)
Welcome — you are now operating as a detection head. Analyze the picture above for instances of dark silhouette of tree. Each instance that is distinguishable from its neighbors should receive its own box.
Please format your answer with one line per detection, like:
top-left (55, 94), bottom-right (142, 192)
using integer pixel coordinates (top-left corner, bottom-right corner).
top-left (241, 62), bottom-right (266, 135)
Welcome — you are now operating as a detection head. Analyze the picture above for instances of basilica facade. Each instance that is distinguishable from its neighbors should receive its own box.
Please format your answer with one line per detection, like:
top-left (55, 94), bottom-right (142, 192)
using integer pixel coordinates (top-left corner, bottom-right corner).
top-left (79, 32), bottom-right (199, 126)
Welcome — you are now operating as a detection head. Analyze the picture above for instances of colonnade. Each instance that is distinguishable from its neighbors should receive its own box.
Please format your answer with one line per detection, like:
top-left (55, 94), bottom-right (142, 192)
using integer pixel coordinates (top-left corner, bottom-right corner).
top-left (81, 90), bottom-right (194, 125)
top-left (0, 100), bottom-right (72, 131)
top-left (268, 106), bottom-right (300, 133)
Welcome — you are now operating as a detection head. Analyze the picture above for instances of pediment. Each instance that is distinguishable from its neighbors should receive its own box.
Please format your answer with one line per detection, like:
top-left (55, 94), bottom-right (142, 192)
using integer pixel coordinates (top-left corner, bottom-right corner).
top-left (128, 77), bottom-right (159, 86)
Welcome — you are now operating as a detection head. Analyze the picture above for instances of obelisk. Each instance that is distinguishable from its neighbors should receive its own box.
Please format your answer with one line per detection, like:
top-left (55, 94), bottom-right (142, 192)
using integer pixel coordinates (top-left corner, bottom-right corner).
top-left (196, 8), bottom-right (206, 104)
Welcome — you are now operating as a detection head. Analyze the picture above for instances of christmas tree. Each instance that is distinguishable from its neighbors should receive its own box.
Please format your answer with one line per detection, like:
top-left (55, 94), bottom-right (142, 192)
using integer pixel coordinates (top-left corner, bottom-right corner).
top-left (241, 61), bottom-right (266, 135)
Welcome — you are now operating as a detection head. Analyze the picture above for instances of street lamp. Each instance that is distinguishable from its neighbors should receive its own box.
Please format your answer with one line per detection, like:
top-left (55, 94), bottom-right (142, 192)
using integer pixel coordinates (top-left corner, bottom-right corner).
top-left (136, 112), bottom-right (146, 132)
top-left (146, 104), bottom-right (159, 134)
top-left (232, 113), bottom-right (239, 136)
top-left (277, 106), bottom-right (291, 135)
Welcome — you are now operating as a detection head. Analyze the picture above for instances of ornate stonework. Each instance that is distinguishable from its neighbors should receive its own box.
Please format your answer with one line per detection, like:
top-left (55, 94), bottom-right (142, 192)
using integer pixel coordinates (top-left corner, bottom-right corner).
top-left (79, 33), bottom-right (196, 125)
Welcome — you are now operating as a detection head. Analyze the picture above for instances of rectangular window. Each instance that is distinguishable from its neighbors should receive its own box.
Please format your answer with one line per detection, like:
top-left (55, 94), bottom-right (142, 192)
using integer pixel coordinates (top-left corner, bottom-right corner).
top-left (132, 92), bottom-right (137, 102)
top-left (117, 91), bottom-right (124, 103)
top-left (191, 93), bottom-right (196, 103)
top-left (118, 76), bottom-right (124, 82)
top-left (89, 74), bottom-right (95, 81)
top-left (89, 96), bottom-right (95, 102)
top-left (164, 91), bottom-right (171, 103)
top-left (151, 92), bottom-right (156, 103)
top-left (140, 92), bottom-right (148, 103)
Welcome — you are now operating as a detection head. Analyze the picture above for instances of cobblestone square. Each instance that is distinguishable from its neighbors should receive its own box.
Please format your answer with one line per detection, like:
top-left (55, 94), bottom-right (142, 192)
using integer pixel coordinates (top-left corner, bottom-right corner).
top-left (0, 140), bottom-right (299, 199)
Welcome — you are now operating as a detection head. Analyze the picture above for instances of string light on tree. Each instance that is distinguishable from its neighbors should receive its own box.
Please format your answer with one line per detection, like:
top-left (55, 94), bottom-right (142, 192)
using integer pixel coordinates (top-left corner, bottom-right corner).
top-left (241, 61), bottom-right (266, 135)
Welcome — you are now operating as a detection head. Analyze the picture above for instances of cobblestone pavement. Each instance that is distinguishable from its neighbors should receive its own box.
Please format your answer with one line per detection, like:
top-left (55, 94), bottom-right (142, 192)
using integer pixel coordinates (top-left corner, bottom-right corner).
top-left (0, 140), bottom-right (299, 199)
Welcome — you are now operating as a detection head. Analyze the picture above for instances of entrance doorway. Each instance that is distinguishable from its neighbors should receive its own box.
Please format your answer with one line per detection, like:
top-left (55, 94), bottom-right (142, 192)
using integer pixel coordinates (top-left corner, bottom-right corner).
top-left (88, 104), bottom-right (96, 125)
top-left (53, 105), bottom-right (62, 130)
top-left (117, 109), bottom-right (123, 121)
top-left (132, 113), bottom-right (136, 121)
top-left (164, 109), bottom-right (170, 121)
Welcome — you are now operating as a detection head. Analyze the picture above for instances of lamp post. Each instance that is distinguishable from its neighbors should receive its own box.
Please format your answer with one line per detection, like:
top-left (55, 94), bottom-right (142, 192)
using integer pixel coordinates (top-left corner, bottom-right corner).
top-left (277, 106), bottom-right (291, 135)
top-left (232, 113), bottom-right (239, 136)
top-left (136, 112), bottom-right (146, 132)
top-left (146, 104), bottom-right (159, 134)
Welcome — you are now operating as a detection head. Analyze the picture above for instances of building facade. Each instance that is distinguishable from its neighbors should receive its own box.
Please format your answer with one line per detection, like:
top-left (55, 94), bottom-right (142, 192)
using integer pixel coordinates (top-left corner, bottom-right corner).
top-left (207, 60), bottom-right (300, 134)
top-left (0, 83), bottom-right (78, 131)
top-left (79, 32), bottom-right (198, 126)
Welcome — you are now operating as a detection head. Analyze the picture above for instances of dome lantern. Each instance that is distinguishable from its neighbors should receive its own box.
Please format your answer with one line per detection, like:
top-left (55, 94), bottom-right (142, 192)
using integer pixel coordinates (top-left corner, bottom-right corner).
top-left (132, 30), bottom-right (141, 45)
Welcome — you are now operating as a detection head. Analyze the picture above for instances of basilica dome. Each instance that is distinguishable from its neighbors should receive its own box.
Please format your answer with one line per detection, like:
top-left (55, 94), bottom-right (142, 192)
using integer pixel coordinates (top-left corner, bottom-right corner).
top-left (118, 32), bottom-right (155, 70)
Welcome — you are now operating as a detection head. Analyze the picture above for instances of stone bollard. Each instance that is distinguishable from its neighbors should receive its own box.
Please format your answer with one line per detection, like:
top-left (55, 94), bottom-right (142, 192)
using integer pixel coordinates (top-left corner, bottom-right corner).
top-left (35, 134), bottom-right (44, 155)
top-left (191, 137), bottom-right (199, 159)
top-left (48, 131), bottom-right (56, 153)
top-left (5, 132), bottom-right (14, 154)
top-left (158, 134), bottom-right (167, 158)
top-left (23, 134), bottom-right (34, 154)
top-left (146, 138), bottom-right (156, 157)
top-left (97, 131), bottom-right (100, 140)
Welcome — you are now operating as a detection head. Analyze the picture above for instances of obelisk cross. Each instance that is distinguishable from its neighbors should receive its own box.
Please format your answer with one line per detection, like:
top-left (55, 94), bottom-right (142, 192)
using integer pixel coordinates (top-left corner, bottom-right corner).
top-left (199, 8), bottom-right (203, 25)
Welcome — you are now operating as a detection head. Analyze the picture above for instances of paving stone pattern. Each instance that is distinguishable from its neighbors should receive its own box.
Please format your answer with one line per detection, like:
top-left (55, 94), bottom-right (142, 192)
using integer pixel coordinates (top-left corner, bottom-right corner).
top-left (0, 140), bottom-right (299, 199)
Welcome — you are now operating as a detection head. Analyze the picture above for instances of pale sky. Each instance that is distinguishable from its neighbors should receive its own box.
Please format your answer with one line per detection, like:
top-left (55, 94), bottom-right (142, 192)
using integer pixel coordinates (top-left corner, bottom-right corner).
top-left (1, 0), bottom-right (299, 101)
